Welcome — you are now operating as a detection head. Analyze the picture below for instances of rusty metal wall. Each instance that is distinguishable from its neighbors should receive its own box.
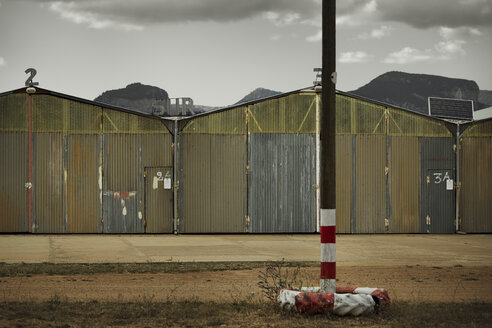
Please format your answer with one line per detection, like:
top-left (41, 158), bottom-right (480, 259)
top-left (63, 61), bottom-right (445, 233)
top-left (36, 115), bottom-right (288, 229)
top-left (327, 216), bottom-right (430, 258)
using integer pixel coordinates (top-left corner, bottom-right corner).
top-left (33, 133), bottom-right (64, 233)
top-left (103, 134), bottom-right (140, 233)
top-left (65, 134), bottom-right (100, 233)
top-left (355, 135), bottom-right (387, 233)
top-left (335, 135), bottom-right (352, 233)
top-left (389, 136), bottom-right (420, 233)
top-left (460, 136), bottom-right (492, 232)
top-left (0, 132), bottom-right (28, 232)
top-left (248, 133), bottom-right (316, 233)
top-left (181, 134), bottom-right (246, 233)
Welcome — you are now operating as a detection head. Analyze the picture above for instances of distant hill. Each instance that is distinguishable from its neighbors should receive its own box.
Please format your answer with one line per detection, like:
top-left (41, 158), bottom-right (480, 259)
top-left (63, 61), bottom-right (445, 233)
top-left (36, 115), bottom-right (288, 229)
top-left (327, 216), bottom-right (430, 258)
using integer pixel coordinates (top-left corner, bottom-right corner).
top-left (235, 88), bottom-right (282, 105)
top-left (94, 83), bottom-right (215, 116)
top-left (349, 71), bottom-right (487, 114)
top-left (479, 90), bottom-right (492, 107)
top-left (94, 83), bottom-right (169, 114)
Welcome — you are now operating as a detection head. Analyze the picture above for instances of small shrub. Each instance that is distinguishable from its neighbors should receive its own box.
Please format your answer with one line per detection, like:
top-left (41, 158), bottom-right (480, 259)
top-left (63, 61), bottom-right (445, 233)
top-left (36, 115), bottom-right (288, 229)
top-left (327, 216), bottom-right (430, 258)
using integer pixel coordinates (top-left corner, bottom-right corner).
top-left (257, 259), bottom-right (303, 302)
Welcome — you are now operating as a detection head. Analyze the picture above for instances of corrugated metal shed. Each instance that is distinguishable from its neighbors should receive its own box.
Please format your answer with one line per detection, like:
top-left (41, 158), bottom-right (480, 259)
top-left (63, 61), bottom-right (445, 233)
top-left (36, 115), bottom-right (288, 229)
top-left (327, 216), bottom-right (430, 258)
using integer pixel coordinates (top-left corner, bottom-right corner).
top-left (0, 88), bottom-right (173, 234)
top-left (2, 86), bottom-right (491, 234)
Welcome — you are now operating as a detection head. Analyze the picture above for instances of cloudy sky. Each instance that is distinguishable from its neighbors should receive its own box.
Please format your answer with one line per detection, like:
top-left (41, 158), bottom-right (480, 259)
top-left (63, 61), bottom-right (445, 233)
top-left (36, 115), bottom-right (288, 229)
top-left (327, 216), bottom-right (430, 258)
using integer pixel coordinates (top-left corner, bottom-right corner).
top-left (0, 0), bottom-right (491, 106)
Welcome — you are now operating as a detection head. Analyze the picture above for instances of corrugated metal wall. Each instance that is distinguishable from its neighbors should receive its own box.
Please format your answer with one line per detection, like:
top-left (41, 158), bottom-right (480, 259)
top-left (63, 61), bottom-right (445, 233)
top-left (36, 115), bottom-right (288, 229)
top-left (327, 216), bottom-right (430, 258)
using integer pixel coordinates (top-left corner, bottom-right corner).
top-left (141, 134), bottom-right (174, 233)
top-left (66, 135), bottom-right (100, 233)
top-left (181, 134), bottom-right (246, 233)
top-left (145, 166), bottom-right (173, 233)
top-left (103, 134), bottom-right (140, 233)
top-left (3, 90), bottom-right (491, 234)
top-left (33, 133), bottom-right (64, 233)
top-left (335, 135), bottom-right (352, 233)
top-left (0, 94), bottom-right (29, 232)
top-left (355, 135), bottom-right (387, 233)
top-left (336, 94), bottom-right (454, 234)
top-left (390, 136), bottom-right (420, 233)
top-left (460, 119), bottom-right (492, 232)
top-left (0, 92), bottom-right (173, 233)
top-left (0, 132), bottom-right (28, 232)
top-left (249, 133), bottom-right (316, 233)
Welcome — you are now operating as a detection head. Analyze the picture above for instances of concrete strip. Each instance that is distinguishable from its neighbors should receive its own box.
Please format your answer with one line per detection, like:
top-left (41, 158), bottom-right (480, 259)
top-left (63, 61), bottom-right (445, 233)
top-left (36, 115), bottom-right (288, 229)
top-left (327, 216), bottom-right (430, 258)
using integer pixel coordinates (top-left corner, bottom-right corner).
top-left (0, 234), bottom-right (491, 266)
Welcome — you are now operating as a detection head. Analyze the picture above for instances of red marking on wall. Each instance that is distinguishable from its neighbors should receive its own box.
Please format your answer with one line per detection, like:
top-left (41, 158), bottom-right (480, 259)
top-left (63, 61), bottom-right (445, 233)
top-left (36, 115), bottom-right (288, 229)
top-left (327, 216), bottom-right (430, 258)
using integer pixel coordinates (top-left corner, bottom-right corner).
top-left (119, 191), bottom-right (131, 200)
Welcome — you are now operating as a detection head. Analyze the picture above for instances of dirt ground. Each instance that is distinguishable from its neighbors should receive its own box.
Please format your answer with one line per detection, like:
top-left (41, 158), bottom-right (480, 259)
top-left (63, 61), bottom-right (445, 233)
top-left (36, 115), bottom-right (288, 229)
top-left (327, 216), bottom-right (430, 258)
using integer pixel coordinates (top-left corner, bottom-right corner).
top-left (1, 265), bottom-right (491, 304)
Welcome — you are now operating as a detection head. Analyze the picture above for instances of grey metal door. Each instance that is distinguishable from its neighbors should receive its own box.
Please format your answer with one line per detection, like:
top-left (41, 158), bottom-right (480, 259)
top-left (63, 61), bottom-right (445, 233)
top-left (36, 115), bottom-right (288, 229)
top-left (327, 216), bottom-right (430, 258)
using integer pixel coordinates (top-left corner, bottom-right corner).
top-left (248, 133), bottom-right (316, 233)
top-left (424, 169), bottom-right (455, 233)
top-left (145, 167), bottom-right (173, 233)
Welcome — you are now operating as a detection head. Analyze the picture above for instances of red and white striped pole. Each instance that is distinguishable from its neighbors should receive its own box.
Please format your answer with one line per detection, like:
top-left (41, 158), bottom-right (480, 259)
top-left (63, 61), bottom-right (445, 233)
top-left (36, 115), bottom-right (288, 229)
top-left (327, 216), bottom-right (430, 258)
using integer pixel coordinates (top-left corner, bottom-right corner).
top-left (320, 209), bottom-right (336, 293)
top-left (319, 0), bottom-right (336, 295)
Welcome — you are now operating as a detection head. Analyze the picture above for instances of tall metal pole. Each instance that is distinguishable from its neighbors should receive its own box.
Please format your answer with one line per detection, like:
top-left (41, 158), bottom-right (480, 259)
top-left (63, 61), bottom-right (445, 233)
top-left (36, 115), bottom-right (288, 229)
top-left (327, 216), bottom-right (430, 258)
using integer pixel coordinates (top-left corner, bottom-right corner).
top-left (320, 0), bottom-right (336, 294)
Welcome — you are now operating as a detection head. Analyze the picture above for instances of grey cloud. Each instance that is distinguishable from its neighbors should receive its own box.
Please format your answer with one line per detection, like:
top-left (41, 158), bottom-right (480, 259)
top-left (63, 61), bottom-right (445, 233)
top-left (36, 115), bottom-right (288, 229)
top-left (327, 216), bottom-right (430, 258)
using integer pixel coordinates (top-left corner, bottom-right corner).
top-left (376, 0), bottom-right (492, 29)
top-left (30, 0), bottom-right (320, 25)
top-left (337, 0), bottom-right (492, 29)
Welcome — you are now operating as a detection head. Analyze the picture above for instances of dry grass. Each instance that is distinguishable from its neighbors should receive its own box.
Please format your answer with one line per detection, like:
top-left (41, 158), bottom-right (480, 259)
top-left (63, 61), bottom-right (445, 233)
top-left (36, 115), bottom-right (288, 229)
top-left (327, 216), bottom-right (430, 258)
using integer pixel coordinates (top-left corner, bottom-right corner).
top-left (0, 261), bottom-right (319, 277)
top-left (1, 262), bottom-right (491, 327)
top-left (0, 299), bottom-right (490, 327)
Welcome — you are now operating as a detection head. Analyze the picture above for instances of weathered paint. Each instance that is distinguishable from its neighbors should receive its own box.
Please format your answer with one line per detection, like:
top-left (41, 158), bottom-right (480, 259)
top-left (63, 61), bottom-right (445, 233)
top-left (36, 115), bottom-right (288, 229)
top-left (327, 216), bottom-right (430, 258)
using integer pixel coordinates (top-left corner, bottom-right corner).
top-left (0, 93), bottom-right (28, 132)
top-left (103, 134), bottom-right (139, 233)
top-left (0, 132), bottom-right (28, 232)
top-left (248, 133), bottom-right (316, 233)
top-left (248, 94), bottom-right (317, 134)
top-left (420, 138), bottom-right (455, 233)
top-left (390, 136), bottom-right (420, 233)
top-left (181, 134), bottom-right (246, 233)
top-left (336, 93), bottom-right (452, 137)
top-left (182, 106), bottom-right (246, 134)
top-left (460, 136), bottom-right (492, 232)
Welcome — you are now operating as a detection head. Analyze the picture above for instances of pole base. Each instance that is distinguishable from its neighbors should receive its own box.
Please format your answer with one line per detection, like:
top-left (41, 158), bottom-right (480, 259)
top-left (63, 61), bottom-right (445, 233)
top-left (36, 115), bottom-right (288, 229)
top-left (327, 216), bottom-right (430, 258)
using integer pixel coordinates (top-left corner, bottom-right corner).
top-left (277, 287), bottom-right (390, 316)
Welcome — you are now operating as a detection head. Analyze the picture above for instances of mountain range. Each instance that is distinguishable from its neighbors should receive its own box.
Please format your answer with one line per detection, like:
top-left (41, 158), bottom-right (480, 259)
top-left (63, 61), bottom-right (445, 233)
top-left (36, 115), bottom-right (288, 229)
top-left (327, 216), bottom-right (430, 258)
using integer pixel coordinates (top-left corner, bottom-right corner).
top-left (93, 72), bottom-right (492, 117)
top-left (349, 71), bottom-right (490, 114)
